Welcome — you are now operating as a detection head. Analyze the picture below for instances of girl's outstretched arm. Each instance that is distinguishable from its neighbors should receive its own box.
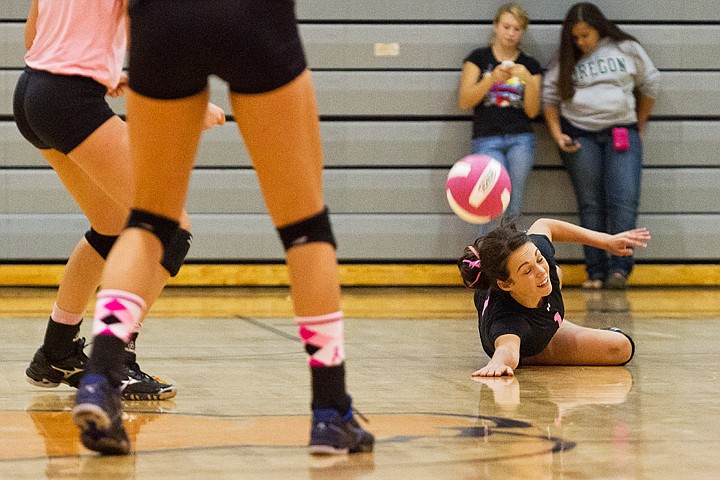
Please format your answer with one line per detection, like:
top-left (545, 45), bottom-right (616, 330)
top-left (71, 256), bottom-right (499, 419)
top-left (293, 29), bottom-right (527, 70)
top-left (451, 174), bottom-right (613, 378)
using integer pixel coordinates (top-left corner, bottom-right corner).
top-left (528, 218), bottom-right (650, 256)
top-left (472, 334), bottom-right (521, 377)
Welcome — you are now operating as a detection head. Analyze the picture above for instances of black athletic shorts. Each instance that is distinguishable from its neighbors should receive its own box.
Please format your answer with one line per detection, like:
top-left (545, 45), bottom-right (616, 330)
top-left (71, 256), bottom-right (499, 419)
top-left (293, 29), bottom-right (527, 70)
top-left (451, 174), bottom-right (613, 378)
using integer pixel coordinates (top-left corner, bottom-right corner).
top-left (13, 67), bottom-right (116, 154)
top-left (128, 0), bottom-right (307, 99)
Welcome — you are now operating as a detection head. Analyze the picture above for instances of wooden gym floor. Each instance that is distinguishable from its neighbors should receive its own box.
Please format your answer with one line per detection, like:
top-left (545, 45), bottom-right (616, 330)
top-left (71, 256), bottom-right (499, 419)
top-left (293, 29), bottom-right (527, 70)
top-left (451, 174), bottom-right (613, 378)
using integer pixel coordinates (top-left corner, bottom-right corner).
top-left (1, 285), bottom-right (719, 479)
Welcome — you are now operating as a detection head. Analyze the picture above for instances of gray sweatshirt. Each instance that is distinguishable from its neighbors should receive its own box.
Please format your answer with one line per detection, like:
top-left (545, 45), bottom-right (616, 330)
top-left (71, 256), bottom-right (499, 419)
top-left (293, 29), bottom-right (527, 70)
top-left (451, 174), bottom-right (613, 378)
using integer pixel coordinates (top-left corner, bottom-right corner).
top-left (542, 38), bottom-right (660, 132)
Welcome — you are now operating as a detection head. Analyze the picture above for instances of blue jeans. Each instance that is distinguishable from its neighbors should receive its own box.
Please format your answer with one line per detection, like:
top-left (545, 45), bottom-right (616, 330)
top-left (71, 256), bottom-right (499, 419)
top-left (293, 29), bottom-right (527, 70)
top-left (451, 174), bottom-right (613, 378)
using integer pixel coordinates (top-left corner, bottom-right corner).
top-left (560, 128), bottom-right (643, 280)
top-left (471, 132), bottom-right (536, 217)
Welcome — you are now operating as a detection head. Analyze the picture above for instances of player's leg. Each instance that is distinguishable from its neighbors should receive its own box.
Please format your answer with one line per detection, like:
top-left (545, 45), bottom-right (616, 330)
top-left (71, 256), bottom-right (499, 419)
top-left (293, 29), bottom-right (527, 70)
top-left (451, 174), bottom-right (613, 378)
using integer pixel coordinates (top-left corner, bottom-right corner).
top-left (523, 320), bottom-right (634, 366)
top-left (230, 70), bottom-right (373, 454)
top-left (17, 69), bottom-right (184, 400)
top-left (73, 90), bottom-right (206, 454)
top-left (231, 72), bottom-right (333, 314)
top-left (44, 148), bottom-right (128, 310)
top-left (26, 149), bottom-right (125, 389)
top-left (72, 0), bottom-right (212, 452)
top-left (67, 114), bottom-right (191, 400)
top-left (99, 92), bottom-right (205, 297)
top-left (45, 122), bottom-right (179, 393)
top-left (97, 94), bottom-right (204, 404)
top-left (27, 147), bottom-right (177, 400)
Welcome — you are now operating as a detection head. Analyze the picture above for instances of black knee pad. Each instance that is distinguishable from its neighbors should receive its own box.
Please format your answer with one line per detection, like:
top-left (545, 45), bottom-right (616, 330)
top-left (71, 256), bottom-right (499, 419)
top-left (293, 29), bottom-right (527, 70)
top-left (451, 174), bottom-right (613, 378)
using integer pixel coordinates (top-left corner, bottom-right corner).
top-left (161, 228), bottom-right (192, 277)
top-left (126, 209), bottom-right (179, 254)
top-left (84, 228), bottom-right (118, 260)
top-left (277, 207), bottom-right (336, 251)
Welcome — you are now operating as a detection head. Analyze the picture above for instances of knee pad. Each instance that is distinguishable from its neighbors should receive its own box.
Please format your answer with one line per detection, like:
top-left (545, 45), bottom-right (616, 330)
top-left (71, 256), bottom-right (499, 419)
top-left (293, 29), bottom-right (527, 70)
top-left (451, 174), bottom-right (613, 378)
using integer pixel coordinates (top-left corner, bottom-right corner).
top-left (84, 228), bottom-right (118, 260)
top-left (277, 207), bottom-right (336, 251)
top-left (126, 209), bottom-right (179, 255)
top-left (161, 228), bottom-right (192, 277)
top-left (606, 327), bottom-right (635, 365)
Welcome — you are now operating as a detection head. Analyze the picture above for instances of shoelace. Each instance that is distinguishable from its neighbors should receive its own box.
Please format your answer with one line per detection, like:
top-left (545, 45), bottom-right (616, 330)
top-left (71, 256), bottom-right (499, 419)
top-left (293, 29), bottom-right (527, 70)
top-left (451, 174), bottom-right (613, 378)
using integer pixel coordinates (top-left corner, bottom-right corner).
top-left (75, 337), bottom-right (89, 359)
top-left (352, 407), bottom-right (370, 424)
top-left (126, 362), bottom-right (154, 380)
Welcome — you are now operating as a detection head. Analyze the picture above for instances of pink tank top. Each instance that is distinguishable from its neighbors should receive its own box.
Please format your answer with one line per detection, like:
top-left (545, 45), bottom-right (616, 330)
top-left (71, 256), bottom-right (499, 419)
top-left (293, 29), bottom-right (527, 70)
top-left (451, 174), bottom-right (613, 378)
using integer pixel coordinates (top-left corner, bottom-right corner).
top-left (24, 0), bottom-right (127, 90)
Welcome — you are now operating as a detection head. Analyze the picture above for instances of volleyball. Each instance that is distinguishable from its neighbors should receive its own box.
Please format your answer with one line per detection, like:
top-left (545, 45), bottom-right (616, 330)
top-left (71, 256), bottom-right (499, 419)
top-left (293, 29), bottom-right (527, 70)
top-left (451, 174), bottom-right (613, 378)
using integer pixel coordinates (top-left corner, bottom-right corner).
top-left (445, 154), bottom-right (512, 224)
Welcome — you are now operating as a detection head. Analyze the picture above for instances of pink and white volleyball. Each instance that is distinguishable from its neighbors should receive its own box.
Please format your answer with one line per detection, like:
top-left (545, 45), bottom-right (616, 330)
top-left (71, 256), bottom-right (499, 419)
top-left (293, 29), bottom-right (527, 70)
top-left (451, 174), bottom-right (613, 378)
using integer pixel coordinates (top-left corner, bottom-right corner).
top-left (445, 154), bottom-right (512, 224)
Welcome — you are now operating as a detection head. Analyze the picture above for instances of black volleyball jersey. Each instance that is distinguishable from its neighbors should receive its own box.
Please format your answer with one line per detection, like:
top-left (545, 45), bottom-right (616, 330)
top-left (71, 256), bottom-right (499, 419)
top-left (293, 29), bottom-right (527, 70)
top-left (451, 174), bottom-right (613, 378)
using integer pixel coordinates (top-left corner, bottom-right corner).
top-left (474, 234), bottom-right (565, 359)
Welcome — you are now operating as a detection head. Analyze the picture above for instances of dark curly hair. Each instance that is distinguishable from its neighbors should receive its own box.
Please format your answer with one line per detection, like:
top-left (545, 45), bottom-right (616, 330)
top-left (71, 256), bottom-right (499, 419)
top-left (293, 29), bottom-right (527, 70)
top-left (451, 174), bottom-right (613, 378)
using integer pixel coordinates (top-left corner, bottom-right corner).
top-left (457, 218), bottom-right (530, 291)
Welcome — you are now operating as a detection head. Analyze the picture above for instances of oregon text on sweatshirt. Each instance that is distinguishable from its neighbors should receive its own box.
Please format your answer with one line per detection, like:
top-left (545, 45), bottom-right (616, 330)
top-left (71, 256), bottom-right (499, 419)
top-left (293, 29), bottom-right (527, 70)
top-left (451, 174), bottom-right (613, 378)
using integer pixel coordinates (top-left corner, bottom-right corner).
top-left (542, 38), bottom-right (660, 132)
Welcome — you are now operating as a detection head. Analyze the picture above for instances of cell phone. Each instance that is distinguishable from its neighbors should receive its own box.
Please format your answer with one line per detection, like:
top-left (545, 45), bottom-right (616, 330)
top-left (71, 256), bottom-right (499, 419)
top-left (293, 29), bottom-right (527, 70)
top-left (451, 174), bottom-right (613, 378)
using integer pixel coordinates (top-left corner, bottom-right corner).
top-left (564, 139), bottom-right (577, 147)
top-left (612, 127), bottom-right (630, 151)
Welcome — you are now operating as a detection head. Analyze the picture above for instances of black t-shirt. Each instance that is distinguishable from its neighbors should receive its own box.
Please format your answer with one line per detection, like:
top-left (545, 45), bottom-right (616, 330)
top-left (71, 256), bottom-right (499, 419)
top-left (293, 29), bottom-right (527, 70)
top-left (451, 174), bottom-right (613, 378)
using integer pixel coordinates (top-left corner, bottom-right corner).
top-left (463, 47), bottom-right (543, 139)
top-left (474, 234), bottom-right (565, 359)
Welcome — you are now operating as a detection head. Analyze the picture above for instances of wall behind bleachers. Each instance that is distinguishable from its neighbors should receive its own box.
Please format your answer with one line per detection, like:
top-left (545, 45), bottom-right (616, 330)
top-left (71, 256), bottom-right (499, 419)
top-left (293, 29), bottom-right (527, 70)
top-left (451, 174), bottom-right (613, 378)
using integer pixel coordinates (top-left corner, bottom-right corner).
top-left (1, 0), bottom-right (719, 264)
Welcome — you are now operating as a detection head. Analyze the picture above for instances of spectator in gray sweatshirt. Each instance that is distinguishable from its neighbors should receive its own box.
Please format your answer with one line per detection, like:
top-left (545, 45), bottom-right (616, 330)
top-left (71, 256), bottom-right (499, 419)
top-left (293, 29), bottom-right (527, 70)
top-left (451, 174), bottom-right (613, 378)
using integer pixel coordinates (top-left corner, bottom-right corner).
top-left (542, 2), bottom-right (659, 290)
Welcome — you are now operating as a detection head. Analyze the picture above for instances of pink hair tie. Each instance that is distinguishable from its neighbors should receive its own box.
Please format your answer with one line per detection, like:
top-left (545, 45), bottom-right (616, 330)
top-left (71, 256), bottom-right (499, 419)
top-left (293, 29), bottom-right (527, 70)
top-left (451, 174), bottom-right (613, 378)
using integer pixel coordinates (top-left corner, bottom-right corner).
top-left (462, 245), bottom-right (482, 287)
top-left (462, 259), bottom-right (481, 269)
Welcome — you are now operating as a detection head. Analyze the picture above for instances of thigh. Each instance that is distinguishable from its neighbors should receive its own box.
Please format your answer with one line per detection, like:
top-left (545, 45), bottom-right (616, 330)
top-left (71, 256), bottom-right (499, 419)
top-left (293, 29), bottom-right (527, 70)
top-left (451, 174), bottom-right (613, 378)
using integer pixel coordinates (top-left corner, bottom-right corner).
top-left (231, 70), bottom-right (325, 227)
top-left (126, 90), bottom-right (207, 221)
top-left (67, 116), bottom-right (134, 208)
top-left (505, 133), bottom-right (535, 165)
top-left (42, 149), bottom-right (127, 234)
top-left (523, 320), bottom-right (632, 366)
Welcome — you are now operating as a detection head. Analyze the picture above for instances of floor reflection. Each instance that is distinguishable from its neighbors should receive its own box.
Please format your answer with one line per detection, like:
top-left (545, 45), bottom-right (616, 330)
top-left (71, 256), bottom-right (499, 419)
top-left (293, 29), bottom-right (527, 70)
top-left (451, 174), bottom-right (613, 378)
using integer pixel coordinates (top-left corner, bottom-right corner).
top-left (474, 367), bottom-right (632, 423)
top-left (15, 394), bottom-right (177, 479)
top-left (473, 366), bottom-right (634, 478)
top-left (10, 393), bottom-right (585, 479)
top-left (584, 289), bottom-right (632, 315)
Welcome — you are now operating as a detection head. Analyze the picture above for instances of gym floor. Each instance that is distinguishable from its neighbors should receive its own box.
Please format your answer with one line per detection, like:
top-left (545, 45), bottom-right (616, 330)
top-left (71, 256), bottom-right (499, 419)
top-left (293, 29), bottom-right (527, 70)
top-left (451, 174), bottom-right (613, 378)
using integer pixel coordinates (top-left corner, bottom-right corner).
top-left (1, 286), bottom-right (719, 479)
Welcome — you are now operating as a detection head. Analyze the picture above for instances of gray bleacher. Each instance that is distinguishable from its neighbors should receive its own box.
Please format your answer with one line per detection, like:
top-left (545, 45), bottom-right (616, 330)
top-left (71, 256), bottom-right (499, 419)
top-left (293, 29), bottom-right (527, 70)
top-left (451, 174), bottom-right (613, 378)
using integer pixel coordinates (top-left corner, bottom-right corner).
top-left (1, 0), bottom-right (719, 262)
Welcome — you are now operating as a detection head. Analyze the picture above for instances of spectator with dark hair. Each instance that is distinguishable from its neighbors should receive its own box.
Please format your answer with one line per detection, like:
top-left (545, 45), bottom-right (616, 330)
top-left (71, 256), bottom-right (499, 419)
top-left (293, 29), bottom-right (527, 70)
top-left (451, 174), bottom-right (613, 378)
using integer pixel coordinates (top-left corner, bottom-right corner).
top-left (542, 2), bottom-right (659, 289)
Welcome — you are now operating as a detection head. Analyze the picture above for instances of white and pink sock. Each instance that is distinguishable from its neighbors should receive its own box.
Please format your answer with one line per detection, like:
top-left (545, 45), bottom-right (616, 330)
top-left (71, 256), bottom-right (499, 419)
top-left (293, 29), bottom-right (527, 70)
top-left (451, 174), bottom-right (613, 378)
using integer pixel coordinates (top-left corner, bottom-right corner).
top-left (297, 311), bottom-right (346, 367)
top-left (93, 289), bottom-right (146, 343)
